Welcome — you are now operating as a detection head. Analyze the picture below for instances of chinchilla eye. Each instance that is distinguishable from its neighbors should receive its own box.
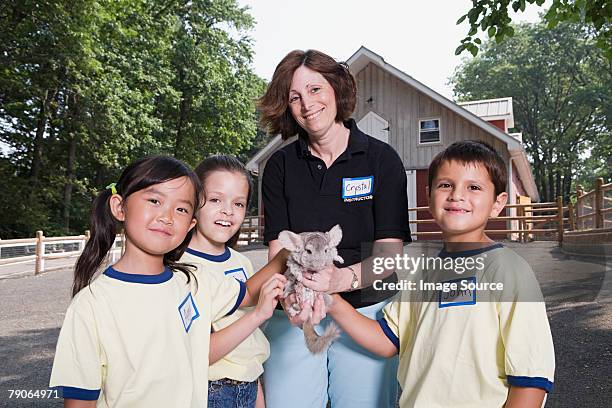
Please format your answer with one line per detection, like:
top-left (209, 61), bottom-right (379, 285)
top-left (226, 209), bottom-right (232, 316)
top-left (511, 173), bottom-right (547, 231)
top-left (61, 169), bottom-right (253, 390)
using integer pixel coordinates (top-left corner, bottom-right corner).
top-left (306, 249), bottom-right (312, 254)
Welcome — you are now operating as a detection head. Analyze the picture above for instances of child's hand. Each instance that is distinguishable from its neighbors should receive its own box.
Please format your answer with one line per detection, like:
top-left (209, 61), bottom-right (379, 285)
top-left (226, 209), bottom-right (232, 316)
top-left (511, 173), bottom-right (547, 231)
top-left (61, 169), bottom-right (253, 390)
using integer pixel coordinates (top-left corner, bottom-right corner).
top-left (310, 293), bottom-right (328, 325)
top-left (254, 274), bottom-right (286, 323)
top-left (281, 293), bottom-right (312, 326)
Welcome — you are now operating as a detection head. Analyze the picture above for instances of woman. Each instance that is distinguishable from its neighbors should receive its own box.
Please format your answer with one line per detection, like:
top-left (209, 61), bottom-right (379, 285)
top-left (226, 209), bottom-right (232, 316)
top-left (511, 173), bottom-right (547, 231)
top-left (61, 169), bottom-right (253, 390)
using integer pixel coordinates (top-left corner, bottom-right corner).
top-left (259, 49), bottom-right (410, 408)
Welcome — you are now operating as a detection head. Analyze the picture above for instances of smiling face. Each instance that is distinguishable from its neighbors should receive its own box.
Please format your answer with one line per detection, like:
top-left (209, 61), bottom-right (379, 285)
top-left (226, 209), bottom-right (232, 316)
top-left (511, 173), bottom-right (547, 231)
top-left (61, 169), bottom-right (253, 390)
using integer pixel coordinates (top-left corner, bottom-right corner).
top-left (194, 170), bottom-right (249, 252)
top-left (429, 160), bottom-right (507, 242)
top-left (113, 176), bottom-right (197, 258)
top-left (288, 65), bottom-right (339, 138)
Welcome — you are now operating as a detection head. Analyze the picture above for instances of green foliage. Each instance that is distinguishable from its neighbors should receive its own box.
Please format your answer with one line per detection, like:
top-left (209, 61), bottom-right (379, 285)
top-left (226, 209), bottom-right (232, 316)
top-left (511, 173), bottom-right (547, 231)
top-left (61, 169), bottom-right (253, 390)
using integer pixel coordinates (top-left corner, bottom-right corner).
top-left (0, 0), bottom-right (263, 238)
top-left (456, 0), bottom-right (612, 58)
top-left (451, 22), bottom-right (611, 202)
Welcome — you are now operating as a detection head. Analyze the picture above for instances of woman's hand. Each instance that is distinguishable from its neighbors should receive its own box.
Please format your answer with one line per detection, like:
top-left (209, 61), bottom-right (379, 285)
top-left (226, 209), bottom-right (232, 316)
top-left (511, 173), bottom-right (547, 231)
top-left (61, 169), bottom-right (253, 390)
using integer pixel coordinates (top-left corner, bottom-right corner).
top-left (301, 265), bottom-right (350, 294)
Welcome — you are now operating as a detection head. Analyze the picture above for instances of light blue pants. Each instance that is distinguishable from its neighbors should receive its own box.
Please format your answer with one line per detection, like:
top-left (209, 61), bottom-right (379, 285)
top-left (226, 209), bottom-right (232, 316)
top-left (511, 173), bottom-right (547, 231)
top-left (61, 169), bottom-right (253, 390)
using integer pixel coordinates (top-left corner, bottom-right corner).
top-left (262, 300), bottom-right (398, 408)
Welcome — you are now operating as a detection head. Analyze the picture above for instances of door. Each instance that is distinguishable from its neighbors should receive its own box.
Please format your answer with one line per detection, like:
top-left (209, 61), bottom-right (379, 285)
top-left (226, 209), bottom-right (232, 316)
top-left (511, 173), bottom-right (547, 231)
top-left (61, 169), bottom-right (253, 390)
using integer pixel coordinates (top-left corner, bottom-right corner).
top-left (406, 170), bottom-right (417, 240)
top-left (357, 111), bottom-right (389, 144)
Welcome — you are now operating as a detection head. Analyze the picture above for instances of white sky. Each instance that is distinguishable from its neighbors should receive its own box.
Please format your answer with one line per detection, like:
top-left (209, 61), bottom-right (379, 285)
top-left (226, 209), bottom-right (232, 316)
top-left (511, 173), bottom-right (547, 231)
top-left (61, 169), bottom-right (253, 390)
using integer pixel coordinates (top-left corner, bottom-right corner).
top-left (237, 0), bottom-right (549, 99)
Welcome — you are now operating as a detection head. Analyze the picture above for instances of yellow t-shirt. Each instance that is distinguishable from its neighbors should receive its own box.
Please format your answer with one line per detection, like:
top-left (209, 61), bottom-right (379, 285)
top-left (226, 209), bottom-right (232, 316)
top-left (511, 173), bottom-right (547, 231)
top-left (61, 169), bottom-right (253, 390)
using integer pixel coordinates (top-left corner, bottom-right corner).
top-left (379, 244), bottom-right (555, 408)
top-left (49, 265), bottom-right (244, 407)
top-left (181, 247), bottom-right (270, 382)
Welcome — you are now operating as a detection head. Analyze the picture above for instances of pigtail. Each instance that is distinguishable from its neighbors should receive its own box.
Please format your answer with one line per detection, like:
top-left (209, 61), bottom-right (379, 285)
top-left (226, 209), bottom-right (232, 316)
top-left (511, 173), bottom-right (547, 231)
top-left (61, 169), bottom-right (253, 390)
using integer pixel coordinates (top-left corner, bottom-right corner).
top-left (72, 189), bottom-right (117, 297)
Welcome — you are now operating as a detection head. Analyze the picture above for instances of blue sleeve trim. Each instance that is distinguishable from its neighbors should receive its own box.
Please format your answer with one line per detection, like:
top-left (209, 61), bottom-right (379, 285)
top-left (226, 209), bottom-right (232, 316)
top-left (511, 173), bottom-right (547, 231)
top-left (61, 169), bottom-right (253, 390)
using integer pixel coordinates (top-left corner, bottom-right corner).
top-left (60, 386), bottom-right (101, 400)
top-left (377, 318), bottom-right (400, 352)
top-left (507, 375), bottom-right (554, 393)
top-left (226, 280), bottom-right (246, 316)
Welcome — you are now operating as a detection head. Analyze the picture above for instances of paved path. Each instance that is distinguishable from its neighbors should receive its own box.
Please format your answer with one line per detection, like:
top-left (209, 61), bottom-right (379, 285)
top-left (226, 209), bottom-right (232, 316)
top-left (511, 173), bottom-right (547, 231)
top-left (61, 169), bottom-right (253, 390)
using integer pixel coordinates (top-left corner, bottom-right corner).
top-left (0, 242), bottom-right (609, 407)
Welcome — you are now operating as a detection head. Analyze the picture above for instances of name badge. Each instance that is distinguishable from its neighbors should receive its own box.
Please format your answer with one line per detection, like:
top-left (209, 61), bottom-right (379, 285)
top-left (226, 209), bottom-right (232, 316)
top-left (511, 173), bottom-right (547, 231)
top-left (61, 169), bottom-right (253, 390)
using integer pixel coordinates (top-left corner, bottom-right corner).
top-left (225, 267), bottom-right (248, 282)
top-left (342, 176), bottom-right (374, 200)
top-left (178, 292), bottom-right (200, 332)
top-left (438, 277), bottom-right (476, 308)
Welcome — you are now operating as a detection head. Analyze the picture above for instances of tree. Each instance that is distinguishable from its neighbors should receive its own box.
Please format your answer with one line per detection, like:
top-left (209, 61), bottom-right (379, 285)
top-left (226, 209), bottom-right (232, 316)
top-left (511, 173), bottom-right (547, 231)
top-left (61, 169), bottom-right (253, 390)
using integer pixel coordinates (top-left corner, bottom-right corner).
top-left (451, 22), bottom-right (611, 202)
top-left (456, 0), bottom-right (612, 58)
top-left (0, 0), bottom-right (263, 238)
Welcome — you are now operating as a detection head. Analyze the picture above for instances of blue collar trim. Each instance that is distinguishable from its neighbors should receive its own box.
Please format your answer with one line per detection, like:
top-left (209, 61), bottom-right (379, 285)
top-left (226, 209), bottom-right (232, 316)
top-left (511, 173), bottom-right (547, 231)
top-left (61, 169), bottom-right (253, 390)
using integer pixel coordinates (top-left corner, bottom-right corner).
top-left (185, 246), bottom-right (231, 262)
top-left (103, 266), bottom-right (173, 284)
top-left (439, 243), bottom-right (503, 258)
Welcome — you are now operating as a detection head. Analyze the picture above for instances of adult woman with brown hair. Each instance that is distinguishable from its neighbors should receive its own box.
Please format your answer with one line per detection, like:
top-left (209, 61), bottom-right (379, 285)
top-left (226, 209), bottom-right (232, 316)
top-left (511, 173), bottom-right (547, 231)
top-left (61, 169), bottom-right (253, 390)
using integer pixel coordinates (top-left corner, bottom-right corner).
top-left (258, 49), bottom-right (410, 408)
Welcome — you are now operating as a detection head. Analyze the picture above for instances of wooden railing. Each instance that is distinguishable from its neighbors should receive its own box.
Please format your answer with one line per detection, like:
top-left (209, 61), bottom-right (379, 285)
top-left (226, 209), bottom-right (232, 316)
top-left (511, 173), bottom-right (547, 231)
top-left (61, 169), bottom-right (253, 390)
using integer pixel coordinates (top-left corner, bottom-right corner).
top-left (408, 198), bottom-right (568, 243)
top-left (239, 201), bottom-right (570, 245)
top-left (572, 178), bottom-right (612, 231)
top-left (9, 182), bottom-right (608, 274)
top-left (237, 215), bottom-right (264, 246)
top-left (0, 231), bottom-right (123, 275)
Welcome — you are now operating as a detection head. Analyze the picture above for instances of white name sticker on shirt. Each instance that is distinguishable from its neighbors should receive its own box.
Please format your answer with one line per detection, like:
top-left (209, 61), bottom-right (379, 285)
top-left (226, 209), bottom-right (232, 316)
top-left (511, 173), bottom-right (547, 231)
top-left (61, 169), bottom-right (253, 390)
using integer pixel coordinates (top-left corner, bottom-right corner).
top-left (438, 277), bottom-right (477, 308)
top-left (178, 292), bottom-right (200, 332)
top-left (342, 176), bottom-right (374, 201)
top-left (224, 267), bottom-right (248, 282)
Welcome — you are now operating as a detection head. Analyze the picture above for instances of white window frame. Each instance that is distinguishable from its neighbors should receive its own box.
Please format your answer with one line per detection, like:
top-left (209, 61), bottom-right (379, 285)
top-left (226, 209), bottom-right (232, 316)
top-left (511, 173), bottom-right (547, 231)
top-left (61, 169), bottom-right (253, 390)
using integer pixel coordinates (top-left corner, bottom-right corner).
top-left (418, 118), bottom-right (442, 145)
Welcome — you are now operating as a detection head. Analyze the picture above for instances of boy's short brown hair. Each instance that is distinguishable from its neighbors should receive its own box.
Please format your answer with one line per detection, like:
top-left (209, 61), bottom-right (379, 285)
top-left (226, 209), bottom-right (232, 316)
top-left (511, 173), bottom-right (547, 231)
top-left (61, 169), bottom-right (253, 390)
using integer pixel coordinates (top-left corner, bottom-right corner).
top-left (257, 49), bottom-right (356, 139)
top-left (428, 140), bottom-right (507, 196)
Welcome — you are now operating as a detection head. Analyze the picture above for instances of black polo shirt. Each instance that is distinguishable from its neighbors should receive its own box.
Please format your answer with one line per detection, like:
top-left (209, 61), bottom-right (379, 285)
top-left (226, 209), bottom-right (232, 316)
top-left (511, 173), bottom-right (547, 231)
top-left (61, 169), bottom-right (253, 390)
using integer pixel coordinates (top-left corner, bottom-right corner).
top-left (262, 119), bottom-right (411, 308)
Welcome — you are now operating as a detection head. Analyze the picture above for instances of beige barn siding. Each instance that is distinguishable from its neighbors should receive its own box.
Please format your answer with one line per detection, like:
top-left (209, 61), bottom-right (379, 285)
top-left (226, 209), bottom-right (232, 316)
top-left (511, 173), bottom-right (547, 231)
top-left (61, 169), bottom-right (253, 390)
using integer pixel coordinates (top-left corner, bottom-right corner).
top-left (353, 63), bottom-right (510, 169)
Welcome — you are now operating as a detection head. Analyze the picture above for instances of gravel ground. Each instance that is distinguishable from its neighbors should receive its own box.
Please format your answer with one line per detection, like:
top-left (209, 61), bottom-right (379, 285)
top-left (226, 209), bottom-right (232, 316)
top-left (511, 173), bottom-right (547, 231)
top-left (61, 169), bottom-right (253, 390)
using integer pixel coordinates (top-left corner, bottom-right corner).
top-left (0, 242), bottom-right (609, 407)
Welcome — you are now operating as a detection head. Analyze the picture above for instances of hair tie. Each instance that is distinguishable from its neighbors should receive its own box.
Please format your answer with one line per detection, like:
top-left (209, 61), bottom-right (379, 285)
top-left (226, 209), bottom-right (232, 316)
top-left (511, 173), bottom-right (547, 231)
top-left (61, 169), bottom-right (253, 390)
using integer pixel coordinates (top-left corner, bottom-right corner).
top-left (106, 183), bottom-right (118, 195)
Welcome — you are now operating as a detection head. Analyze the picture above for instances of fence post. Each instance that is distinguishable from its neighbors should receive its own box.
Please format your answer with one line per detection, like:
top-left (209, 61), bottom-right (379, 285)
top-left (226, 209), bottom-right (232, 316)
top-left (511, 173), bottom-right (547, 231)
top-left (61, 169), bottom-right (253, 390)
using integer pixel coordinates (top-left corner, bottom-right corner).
top-left (595, 178), bottom-right (604, 229)
top-left (556, 196), bottom-right (564, 245)
top-left (576, 185), bottom-right (584, 229)
top-left (517, 204), bottom-right (525, 243)
top-left (82, 230), bottom-right (90, 252)
top-left (35, 230), bottom-right (44, 275)
top-left (120, 230), bottom-right (126, 256)
top-left (568, 201), bottom-right (576, 231)
top-left (247, 220), bottom-right (252, 246)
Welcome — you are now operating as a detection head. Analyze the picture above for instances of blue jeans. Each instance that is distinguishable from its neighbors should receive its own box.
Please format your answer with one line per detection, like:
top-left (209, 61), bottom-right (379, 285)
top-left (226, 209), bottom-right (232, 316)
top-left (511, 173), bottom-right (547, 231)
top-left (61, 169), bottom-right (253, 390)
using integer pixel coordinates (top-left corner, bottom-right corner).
top-left (263, 300), bottom-right (398, 408)
top-left (208, 379), bottom-right (257, 408)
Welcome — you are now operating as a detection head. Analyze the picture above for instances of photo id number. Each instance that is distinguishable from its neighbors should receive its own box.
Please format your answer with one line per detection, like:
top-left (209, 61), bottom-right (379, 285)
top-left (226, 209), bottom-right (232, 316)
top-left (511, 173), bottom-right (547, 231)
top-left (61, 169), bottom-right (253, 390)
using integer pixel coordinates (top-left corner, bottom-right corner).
top-left (8, 389), bottom-right (59, 399)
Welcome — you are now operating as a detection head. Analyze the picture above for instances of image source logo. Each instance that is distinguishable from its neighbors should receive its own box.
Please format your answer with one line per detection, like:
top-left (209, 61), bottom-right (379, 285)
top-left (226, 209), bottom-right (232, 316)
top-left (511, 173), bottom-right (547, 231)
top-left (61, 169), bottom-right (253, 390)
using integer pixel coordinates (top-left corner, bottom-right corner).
top-left (371, 253), bottom-right (486, 275)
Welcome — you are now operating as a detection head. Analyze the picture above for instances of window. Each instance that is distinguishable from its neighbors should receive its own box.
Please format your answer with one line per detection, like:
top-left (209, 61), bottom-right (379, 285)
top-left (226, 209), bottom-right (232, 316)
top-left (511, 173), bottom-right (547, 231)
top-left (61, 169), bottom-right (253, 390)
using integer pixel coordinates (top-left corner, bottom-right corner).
top-left (419, 119), bottom-right (440, 144)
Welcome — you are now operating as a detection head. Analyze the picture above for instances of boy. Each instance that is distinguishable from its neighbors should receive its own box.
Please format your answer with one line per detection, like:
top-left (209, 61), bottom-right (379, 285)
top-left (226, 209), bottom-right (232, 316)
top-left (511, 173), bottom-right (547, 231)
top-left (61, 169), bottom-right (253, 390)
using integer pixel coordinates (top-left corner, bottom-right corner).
top-left (328, 140), bottom-right (555, 407)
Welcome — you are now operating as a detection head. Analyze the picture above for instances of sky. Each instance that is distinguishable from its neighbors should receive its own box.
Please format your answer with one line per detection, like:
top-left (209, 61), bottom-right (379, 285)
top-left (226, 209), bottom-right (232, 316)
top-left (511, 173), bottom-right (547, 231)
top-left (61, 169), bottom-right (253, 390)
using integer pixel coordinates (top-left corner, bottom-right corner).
top-left (237, 0), bottom-right (549, 99)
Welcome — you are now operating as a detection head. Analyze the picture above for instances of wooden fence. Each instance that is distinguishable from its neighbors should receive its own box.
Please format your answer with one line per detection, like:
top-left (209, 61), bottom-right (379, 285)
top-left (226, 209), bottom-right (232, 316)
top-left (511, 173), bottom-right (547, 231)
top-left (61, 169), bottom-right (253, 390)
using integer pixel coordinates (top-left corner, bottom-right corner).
top-left (407, 198), bottom-right (568, 243)
top-left (0, 232), bottom-right (123, 275)
top-left (237, 200), bottom-right (570, 244)
top-left (572, 178), bottom-right (612, 231)
top-left (238, 215), bottom-right (264, 246)
top-left (4, 180), bottom-right (608, 275)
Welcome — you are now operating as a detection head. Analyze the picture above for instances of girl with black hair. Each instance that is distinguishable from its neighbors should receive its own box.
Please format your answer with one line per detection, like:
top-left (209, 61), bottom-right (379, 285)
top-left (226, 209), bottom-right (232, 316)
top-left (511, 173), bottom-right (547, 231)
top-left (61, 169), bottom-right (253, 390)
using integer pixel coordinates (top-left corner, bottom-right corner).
top-left (49, 156), bottom-right (286, 408)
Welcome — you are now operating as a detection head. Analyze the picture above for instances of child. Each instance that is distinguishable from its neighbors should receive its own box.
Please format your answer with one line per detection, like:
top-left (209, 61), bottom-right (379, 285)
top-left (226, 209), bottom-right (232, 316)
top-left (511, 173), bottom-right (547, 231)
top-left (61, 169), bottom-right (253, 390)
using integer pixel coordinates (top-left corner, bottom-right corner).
top-left (180, 155), bottom-right (267, 408)
top-left (49, 156), bottom-right (286, 408)
top-left (328, 141), bottom-right (555, 407)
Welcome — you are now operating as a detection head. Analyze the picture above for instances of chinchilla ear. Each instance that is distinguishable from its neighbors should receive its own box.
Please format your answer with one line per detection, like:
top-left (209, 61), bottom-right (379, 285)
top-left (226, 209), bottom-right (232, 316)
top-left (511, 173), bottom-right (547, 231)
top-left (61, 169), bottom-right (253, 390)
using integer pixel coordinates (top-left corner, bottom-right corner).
top-left (326, 224), bottom-right (342, 247)
top-left (278, 230), bottom-right (304, 252)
